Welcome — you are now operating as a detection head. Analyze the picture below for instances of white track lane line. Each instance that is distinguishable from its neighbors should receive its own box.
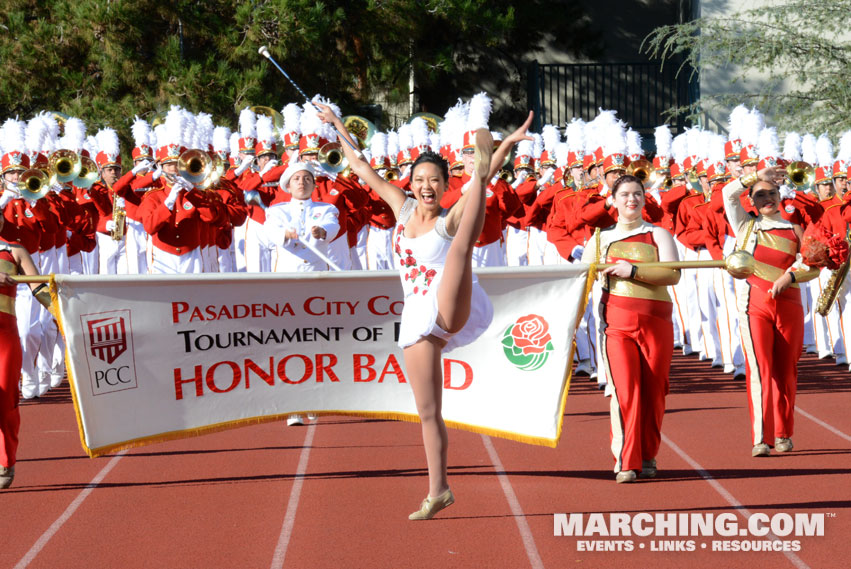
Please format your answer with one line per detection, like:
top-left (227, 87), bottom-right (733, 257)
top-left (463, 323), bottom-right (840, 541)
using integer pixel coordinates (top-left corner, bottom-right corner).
top-left (270, 422), bottom-right (317, 569)
top-left (14, 451), bottom-right (126, 569)
top-left (481, 435), bottom-right (545, 569)
top-left (661, 434), bottom-right (810, 569)
top-left (796, 406), bottom-right (851, 443)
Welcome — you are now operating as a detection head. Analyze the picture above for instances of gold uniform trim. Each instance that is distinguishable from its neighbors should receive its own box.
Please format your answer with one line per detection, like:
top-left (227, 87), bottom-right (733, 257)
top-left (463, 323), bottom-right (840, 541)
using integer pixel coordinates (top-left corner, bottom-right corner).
top-left (752, 259), bottom-right (799, 288)
top-left (0, 259), bottom-right (17, 275)
top-left (757, 230), bottom-right (798, 257)
top-left (608, 277), bottom-right (672, 301)
top-left (0, 294), bottom-right (15, 316)
top-left (605, 239), bottom-right (671, 301)
top-left (607, 240), bottom-right (658, 263)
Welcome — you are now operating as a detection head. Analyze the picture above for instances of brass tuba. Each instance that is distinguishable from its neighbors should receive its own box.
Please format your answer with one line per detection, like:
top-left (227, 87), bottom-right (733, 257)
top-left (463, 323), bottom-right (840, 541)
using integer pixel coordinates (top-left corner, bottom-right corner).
top-left (16, 169), bottom-right (51, 201)
top-left (317, 142), bottom-right (348, 174)
top-left (343, 115), bottom-right (377, 149)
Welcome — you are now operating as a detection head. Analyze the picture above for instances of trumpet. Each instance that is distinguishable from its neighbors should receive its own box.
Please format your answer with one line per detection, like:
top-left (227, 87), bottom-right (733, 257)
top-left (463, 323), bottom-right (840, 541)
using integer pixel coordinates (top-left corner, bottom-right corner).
top-left (384, 169), bottom-right (399, 181)
top-left (627, 159), bottom-right (653, 184)
top-left (16, 169), bottom-right (51, 201)
top-left (49, 150), bottom-right (81, 184)
top-left (786, 161), bottom-right (814, 193)
top-left (317, 142), bottom-right (348, 174)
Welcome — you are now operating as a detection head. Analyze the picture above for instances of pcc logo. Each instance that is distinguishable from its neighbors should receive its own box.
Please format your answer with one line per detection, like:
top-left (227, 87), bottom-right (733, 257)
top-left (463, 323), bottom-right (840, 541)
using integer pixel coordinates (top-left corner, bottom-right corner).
top-left (81, 310), bottom-right (138, 395)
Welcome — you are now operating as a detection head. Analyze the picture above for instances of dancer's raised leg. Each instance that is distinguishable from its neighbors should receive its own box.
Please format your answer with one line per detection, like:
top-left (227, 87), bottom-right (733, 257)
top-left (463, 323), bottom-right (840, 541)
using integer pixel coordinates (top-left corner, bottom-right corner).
top-left (436, 129), bottom-right (492, 333)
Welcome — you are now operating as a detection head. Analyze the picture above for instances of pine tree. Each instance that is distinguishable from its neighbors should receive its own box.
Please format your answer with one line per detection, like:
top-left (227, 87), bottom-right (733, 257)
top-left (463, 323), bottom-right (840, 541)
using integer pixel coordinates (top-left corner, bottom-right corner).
top-left (643, 0), bottom-right (851, 136)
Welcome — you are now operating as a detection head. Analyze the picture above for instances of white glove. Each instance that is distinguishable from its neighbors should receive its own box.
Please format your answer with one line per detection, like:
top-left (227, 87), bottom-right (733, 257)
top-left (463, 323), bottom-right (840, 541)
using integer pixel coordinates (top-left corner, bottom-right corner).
top-left (537, 169), bottom-right (554, 187)
top-left (234, 157), bottom-right (255, 176)
top-left (66, 230), bottom-right (73, 239)
top-left (164, 181), bottom-right (185, 210)
top-left (26, 198), bottom-right (37, 208)
top-left (50, 183), bottom-right (62, 193)
top-left (0, 189), bottom-right (16, 209)
top-left (151, 165), bottom-right (163, 181)
top-left (780, 184), bottom-right (796, 200)
top-left (132, 160), bottom-right (153, 175)
top-left (105, 220), bottom-right (116, 232)
top-left (259, 159), bottom-right (279, 176)
top-left (512, 171), bottom-right (528, 189)
top-left (115, 197), bottom-right (126, 208)
top-left (571, 245), bottom-right (585, 261)
top-left (605, 195), bottom-right (613, 208)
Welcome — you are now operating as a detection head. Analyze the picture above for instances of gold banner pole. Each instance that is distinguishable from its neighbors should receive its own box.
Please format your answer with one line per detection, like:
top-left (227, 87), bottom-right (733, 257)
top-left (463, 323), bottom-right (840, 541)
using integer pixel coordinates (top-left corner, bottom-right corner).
top-left (13, 275), bottom-right (52, 283)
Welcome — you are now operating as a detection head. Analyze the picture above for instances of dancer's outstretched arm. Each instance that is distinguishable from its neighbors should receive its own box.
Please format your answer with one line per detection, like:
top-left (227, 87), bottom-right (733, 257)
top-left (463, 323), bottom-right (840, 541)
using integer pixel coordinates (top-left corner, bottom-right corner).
top-left (314, 103), bottom-right (407, 216)
top-left (445, 111), bottom-right (534, 236)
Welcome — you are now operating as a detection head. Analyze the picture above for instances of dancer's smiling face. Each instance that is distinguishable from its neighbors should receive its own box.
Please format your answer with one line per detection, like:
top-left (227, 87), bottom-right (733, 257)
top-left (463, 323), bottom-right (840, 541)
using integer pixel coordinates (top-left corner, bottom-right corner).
top-left (411, 162), bottom-right (446, 209)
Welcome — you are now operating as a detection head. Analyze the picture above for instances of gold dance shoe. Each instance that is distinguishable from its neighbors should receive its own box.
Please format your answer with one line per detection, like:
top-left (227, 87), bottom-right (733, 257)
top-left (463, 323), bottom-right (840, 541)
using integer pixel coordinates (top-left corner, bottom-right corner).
top-left (408, 488), bottom-right (455, 520)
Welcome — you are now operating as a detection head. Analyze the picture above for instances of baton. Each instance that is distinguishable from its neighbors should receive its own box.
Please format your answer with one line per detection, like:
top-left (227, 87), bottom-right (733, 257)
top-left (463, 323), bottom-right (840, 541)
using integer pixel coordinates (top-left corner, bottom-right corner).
top-left (294, 235), bottom-right (343, 272)
top-left (258, 46), bottom-right (363, 158)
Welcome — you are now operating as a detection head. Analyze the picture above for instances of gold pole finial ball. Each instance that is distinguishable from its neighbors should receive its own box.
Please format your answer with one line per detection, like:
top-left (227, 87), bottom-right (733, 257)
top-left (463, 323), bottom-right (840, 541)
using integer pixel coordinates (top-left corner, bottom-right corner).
top-left (725, 250), bottom-right (756, 279)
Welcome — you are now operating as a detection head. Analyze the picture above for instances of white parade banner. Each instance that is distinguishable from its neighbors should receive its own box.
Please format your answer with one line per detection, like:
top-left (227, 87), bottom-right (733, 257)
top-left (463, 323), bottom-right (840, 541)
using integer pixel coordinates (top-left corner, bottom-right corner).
top-left (51, 266), bottom-right (590, 457)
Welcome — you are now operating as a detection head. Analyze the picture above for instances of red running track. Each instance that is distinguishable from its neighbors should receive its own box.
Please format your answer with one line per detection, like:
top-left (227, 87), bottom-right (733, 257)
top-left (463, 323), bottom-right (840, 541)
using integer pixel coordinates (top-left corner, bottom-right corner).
top-left (1, 351), bottom-right (849, 569)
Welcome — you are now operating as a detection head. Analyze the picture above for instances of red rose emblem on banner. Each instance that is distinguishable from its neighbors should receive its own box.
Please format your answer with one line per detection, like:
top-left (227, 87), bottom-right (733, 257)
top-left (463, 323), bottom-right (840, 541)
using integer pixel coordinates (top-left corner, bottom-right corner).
top-left (510, 314), bottom-right (552, 356)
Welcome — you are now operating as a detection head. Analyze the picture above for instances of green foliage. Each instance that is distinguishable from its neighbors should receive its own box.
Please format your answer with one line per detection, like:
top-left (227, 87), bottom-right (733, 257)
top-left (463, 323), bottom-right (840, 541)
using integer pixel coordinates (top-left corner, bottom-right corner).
top-left (643, 0), bottom-right (851, 136)
top-left (0, 0), bottom-right (597, 151)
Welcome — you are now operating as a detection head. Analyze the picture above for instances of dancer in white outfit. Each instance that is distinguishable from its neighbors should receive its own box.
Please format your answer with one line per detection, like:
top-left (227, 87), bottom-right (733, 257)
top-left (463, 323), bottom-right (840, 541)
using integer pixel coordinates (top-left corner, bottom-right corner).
top-left (318, 102), bottom-right (532, 520)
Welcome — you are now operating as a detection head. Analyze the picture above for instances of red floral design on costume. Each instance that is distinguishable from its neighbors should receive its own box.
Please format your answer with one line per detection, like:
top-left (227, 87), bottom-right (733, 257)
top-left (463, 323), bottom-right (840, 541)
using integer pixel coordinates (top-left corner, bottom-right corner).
top-left (510, 314), bottom-right (552, 356)
top-left (395, 222), bottom-right (438, 295)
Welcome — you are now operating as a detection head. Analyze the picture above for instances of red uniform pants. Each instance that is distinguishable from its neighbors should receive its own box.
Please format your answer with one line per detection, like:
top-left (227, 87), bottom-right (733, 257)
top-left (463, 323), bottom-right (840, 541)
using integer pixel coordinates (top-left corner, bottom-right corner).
top-left (739, 285), bottom-right (802, 446)
top-left (0, 312), bottom-right (22, 468)
top-left (601, 295), bottom-right (673, 472)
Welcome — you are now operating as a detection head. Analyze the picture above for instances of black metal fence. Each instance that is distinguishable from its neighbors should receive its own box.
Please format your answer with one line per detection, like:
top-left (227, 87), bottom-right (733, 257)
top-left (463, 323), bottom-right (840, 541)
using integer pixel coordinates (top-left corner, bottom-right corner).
top-left (527, 61), bottom-right (696, 138)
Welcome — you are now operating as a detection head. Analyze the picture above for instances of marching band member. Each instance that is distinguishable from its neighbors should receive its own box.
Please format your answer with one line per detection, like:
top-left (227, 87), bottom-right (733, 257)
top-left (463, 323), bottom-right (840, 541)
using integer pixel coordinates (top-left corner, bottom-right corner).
top-left (0, 213), bottom-right (54, 488)
top-left (582, 174), bottom-right (680, 482)
top-left (723, 167), bottom-right (819, 457)
top-left (138, 108), bottom-right (221, 274)
top-left (89, 128), bottom-right (129, 274)
top-left (0, 119), bottom-right (54, 398)
top-left (811, 136), bottom-right (845, 362)
top-left (365, 132), bottom-right (397, 269)
top-left (211, 125), bottom-right (248, 273)
top-left (442, 93), bottom-right (522, 268)
top-left (260, 162), bottom-right (339, 272)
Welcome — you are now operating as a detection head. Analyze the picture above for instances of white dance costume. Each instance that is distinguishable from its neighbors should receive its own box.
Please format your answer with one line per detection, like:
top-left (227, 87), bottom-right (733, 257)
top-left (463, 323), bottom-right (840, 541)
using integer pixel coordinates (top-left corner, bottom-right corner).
top-left (394, 198), bottom-right (493, 352)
